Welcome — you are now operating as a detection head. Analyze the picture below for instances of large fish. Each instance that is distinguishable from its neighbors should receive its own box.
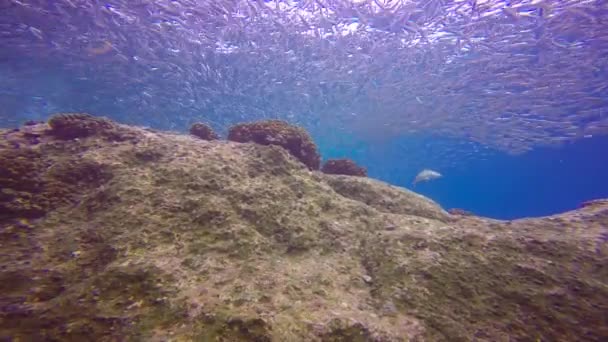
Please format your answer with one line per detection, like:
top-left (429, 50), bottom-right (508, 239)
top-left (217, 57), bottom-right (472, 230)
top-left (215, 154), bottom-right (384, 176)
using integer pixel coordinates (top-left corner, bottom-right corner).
top-left (412, 169), bottom-right (442, 187)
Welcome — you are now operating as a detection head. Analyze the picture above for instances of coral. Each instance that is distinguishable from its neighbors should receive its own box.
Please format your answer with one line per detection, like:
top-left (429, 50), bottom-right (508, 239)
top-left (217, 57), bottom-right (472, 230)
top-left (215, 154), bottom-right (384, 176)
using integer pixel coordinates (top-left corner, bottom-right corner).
top-left (189, 122), bottom-right (219, 140)
top-left (321, 158), bottom-right (367, 177)
top-left (47, 113), bottom-right (139, 142)
top-left (48, 113), bottom-right (115, 139)
top-left (227, 120), bottom-right (321, 170)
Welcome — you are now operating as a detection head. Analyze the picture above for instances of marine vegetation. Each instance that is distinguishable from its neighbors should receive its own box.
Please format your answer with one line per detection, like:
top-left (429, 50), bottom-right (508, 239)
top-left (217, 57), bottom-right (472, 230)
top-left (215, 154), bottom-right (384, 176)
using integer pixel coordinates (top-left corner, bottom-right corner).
top-left (227, 119), bottom-right (321, 170)
top-left (190, 122), bottom-right (219, 141)
top-left (47, 113), bottom-right (140, 142)
top-left (321, 158), bottom-right (367, 177)
top-left (0, 114), bottom-right (607, 341)
top-left (48, 113), bottom-right (116, 140)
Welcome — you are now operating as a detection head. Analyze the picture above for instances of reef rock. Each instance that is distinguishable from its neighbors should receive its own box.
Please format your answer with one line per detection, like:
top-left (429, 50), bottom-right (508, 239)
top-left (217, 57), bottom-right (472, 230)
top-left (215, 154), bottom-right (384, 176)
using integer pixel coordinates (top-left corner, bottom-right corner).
top-left (321, 158), bottom-right (367, 177)
top-left (1, 115), bottom-right (607, 341)
top-left (227, 120), bottom-right (321, 170)
top-left (190, 122), bottom-right (219, 141)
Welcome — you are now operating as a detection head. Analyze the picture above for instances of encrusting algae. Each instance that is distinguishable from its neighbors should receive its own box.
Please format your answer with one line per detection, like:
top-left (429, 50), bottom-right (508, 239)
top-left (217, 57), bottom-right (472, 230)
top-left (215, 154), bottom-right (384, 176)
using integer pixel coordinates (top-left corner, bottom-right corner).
top-left (321, 158), bottom-right (367, 177)
top-left (227, 119), bottom-right (321, 170)
top-left (1, 113), bottom-right (607, 341)
top-left (189, 122), bottom-right (220, 141)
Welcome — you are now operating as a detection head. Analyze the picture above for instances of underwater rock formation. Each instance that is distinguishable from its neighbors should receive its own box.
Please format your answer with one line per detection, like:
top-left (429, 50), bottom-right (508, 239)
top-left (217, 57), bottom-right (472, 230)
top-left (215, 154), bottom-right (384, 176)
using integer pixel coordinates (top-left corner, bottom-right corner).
top-left (447, 208), bottom-right (474, 216)
top-left (47, 113), bottom-right (140, 142)
top-left (1, 114), bottom-right (607, 341)
top-left (48, 113), bottom-right (115, 139)
top-left (321, 158), bottom-right (367, 177)
top-left (190, 122), bottom-right (219, 141)
top-left (227, 119), bottom-right (321, 170)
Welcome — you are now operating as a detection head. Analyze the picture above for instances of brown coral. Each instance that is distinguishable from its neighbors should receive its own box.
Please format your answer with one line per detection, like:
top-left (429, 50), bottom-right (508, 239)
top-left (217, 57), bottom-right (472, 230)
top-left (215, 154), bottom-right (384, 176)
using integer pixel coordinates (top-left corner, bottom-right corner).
top-left (189, 122), bottom-right (219, 141)
top-left (46, 113), bottom-right (141, 143)
top-left (448, 208), bottom-right (474, 216)
top-left (48, 113), bottom-right (115, 139)
top-left (227, 120), bottom-right (320, 170)
top-left (321, 158), bottom-right (367, 177)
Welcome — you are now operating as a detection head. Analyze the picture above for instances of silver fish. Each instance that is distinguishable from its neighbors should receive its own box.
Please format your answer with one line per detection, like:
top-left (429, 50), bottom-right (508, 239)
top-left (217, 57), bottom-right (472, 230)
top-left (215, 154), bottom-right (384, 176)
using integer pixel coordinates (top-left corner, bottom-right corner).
top-left (412, 169), bottom-right (443, 187)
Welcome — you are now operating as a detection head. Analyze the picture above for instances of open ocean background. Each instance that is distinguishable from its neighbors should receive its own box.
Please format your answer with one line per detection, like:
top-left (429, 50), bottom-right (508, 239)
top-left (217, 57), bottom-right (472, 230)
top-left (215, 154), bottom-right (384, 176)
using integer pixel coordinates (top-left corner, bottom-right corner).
top-left (321, 133), bottom-right (608, 219)
top-left (2, 0), bottom-right (607, 219)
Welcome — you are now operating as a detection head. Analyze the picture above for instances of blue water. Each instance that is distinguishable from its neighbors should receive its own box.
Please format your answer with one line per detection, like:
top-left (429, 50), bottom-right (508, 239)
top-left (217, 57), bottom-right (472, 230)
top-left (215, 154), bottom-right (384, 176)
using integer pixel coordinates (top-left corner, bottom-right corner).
top-left (320, 134), bottom-right (608, 219)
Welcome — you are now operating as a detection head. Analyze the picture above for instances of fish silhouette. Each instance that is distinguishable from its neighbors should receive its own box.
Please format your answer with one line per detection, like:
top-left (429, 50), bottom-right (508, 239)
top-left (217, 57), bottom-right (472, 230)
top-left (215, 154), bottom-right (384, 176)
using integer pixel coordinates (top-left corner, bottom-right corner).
top-left (413, 169), bottom-right (442, 187)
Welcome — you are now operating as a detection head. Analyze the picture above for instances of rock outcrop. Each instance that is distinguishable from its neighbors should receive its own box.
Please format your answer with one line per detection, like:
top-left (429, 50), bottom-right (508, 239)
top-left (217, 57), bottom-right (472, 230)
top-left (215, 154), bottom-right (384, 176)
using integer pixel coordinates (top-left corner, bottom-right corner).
top-left (321, 158), bottom-right (367, 177)
top-left (227, 120), bottom-right (321, 170)
top-left (1, 114), bottom-right (607, 341)
top-left (190, 122), bottom-right (220, 141)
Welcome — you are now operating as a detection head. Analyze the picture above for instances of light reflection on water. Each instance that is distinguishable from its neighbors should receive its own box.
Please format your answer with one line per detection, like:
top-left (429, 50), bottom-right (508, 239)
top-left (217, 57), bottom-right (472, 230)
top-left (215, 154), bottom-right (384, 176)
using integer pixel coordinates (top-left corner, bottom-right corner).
top-left (0, 0), bottom-right (606, 160)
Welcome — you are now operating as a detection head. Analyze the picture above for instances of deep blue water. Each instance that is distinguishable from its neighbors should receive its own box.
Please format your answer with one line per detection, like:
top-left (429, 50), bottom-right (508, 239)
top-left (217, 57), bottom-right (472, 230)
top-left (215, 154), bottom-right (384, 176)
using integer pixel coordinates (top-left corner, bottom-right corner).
top-left (319, 134), bottom-right (608, 220)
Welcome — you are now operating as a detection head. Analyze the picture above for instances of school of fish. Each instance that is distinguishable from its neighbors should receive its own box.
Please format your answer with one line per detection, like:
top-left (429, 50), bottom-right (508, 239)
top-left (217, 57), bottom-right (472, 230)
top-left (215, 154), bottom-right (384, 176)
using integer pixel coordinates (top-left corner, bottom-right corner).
top-left (0, 0), bottom-right (607, 159)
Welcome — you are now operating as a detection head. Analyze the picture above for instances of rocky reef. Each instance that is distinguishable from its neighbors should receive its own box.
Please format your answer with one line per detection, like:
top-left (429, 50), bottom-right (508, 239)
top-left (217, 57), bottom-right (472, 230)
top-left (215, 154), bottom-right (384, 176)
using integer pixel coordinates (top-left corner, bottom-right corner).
top-left (227, 119), bottom-right (321, 170)
top-left (321, 158), bottom-right (367, 177)
top-left (1, 114), bottom-right (607, 341)
top-left (190, 122), bottom-right (219, 141)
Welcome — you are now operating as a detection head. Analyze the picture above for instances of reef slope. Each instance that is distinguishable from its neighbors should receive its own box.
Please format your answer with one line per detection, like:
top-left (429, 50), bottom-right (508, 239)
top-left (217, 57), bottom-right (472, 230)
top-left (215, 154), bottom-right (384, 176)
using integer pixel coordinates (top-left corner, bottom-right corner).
top-left (1, 116), bottom-right (607, 341)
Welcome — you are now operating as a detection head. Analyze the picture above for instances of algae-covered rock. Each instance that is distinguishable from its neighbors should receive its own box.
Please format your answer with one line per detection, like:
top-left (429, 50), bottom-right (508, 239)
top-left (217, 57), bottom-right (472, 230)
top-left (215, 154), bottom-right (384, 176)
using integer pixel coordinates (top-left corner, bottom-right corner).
top-left (0, 126), bottom-right (114, 222)
top-left (447, 208), bottom-right (474, 216)
top-left (321, 174), bottom-right (451, 222)
top-left (48, 112), bottom-right (115, 139)
top-left (227, 120), bottom-right (321, 170)
top-left (190, 122), bottom-right (219, 140)
top-left (321, 158), bottom-right (367, 177)
top-left (1, 113), bottom-right (607, 341)
top-left (47, 112), bottom-right (141, 142)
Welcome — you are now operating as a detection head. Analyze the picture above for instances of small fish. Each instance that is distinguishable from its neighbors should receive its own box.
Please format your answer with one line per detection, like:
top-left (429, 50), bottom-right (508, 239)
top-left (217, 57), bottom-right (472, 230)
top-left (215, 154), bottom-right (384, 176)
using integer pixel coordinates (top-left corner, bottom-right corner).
top-left (412, 169), bottom-right (442, 187)
top-left (28, 26), bottom-right (43, 40)
top-left (87, 40), bottom-right (114, 56)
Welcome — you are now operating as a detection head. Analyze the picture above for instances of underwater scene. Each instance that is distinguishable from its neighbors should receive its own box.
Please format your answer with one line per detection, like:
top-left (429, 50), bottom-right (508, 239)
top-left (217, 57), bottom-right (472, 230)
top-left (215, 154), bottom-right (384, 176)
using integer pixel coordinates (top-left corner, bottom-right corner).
top-left (1, 0), bottom-right (607, 341)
